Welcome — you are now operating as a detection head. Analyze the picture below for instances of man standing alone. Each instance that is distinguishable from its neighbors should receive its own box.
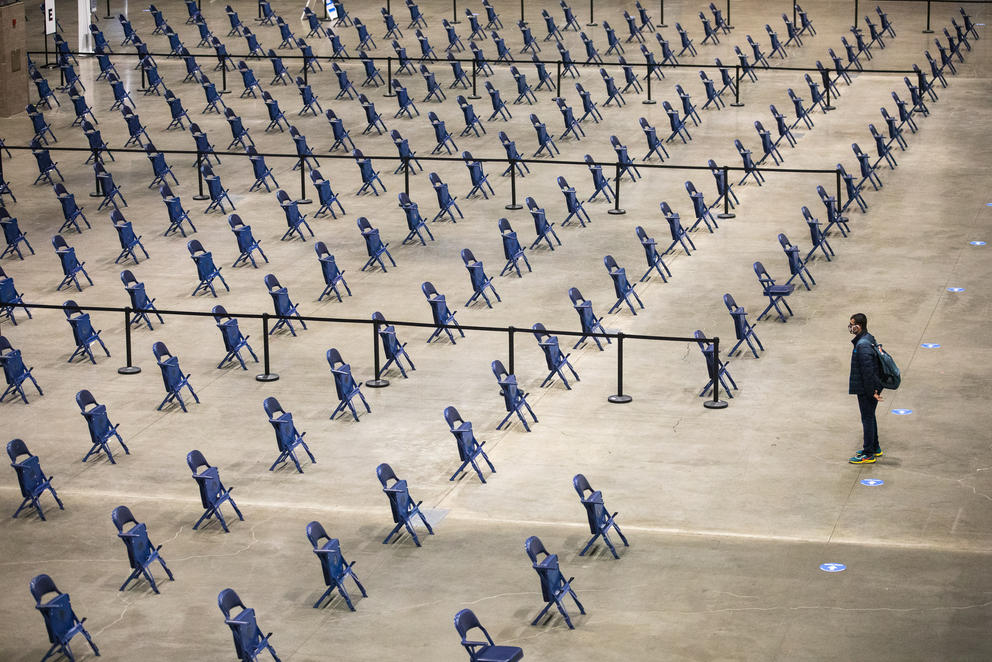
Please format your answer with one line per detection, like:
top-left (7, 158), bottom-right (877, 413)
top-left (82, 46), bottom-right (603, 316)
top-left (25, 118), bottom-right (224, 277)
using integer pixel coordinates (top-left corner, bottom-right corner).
top-left (848, 313), bottom-right (884, 464)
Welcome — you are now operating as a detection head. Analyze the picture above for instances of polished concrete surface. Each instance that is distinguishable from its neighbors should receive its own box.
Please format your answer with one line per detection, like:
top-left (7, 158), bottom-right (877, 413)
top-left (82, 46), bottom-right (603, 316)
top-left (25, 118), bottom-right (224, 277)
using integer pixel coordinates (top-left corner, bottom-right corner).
top-left (1, 0), bottom-right (991, 660)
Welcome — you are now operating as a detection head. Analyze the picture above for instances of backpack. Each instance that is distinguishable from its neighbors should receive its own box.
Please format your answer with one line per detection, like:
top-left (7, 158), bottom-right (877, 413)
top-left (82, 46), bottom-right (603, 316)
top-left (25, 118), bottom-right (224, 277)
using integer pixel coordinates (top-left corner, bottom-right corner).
top-left (872, 343), bottom-right (901, 390)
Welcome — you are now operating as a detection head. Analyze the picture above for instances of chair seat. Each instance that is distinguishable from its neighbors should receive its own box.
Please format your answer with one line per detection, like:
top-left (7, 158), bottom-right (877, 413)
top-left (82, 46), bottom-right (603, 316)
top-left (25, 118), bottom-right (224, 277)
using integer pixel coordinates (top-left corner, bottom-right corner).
top-left (766, 284), bottom-right (794, 295)
top-left (476, 645), bottom-right (524, 662)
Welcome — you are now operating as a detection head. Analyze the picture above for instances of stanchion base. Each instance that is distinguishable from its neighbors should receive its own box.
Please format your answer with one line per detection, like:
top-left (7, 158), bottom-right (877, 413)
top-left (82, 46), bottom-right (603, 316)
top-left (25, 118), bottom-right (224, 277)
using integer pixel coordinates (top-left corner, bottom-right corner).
top-left (716, 212), bottom-right (736, 219)
top-left (922, 30), bottom-right (934, 34)
top-left (191, 194), bottom-right (209, 201)
top-left (365, 378), bottom-right (390, 388)
top-left (608, 394), bottom-right (633, 404)
top-left (504, 204), bottom-right (523, 210)
top-left (384, 92), bottom-right (397, 98)
top-left (255, 373), bottom-right (280, 382)
top-left (468, 94), bottom-right (481, 99)
top-left (586, 22), bottom-right (598, 26)
top-left (823, 105), bottom-right (836, 111)
top-left (642, 99), bottom-right (656, 105)
top-left (730, 102), bottom-right (745, 107)
top-left (117, 366), bottom-right (141, 375)
top-left (451, 19), bottom-right (460, 23)
top-left (89, 192), bottom-right (102, 198)
top-left (658, 24), bottom-right (668, 28)
top-left (298, 199), bottom-right (313, 205)
top-left (41, 63), bottom-right (59, 69)
top-left (704, 399), bottom-right (729, 409)
top-left (607, 208), bottom-right (626, 215)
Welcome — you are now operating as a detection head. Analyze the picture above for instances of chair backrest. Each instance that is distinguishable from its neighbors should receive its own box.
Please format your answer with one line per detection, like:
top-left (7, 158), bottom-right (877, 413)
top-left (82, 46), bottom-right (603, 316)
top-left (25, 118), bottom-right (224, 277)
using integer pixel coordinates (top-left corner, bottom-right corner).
top-left (376, 462), bottom-right (398, 488)
top-left (111, 504), bottom-right (137, 533)
top-left (217, 588), bottom-right (245, 620)
top-left (262, 396), bottom-right (283, 420)
top-left (152, 341), bottom-right (171, 363)
top-left (75, 388), bottom-right (97, 412)
top-left (421, 281), bottom-right (439, 299)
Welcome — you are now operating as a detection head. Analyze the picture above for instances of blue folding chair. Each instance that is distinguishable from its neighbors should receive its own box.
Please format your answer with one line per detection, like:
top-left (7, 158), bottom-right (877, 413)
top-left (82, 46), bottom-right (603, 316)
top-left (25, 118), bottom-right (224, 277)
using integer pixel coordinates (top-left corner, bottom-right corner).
top-left (492, 360), bottom-right (537, 431)
top-left (201, 163), bottom-right (234, 214)
top-left (495, 218), bottom-right (531, 279)
top-left (190, 122), bottom-right (220, 166)
top-left (318, 113), bottom-right (351, 155)
top-left (699, 71), bottom-right (725, 111)
top-left (351, 149), bottom-right (385, 197)
top-left (485, 81), bottom-right (512, 121)
top-left (263, 396), bottom-right (315, 473)
top-left (218, 589), bottom-right (279, 662)
top-left (442, 18), bottom-right (465, 53)
top-left (276, 189), bottom-right (314, 241)
top-left (769, 105), bottom-right (796, 148)
top-left (406, 0), bottom-right (426, 28)
top-left (560, 0), bottom-right (580, 31)
top-left (7, 439), bottom-right (59, 516)
top-left (695, 329), bottom-right (737, 398)
top-left (391, 130), bottom-right (423, 174)
top-left (853, 142), bottom-right (882, 191)
top-left (30, 70), bottom-right (60, 109)
top-left (787, 88), bottom-right (814, 130)
top-left (358, 94), bottom-right (387, 135)
top-left (448, 53), bottom-right (470, 88)
top-left (295, 37), bottom-right (323, 73)
top-left (441, 408), bottom-right (495, 484)
top-left (583, 155), bottom-right (613, 202)
top-left (423, 281), bottom-right (464, 343)
top-left (242, 26), bottom-right (264, 57)
top-left (817, 184), bottom-right (850, 237)
top-left (198, 74), bottom-right (227, 114)
top-left (798, 3), bottom-right (817, 36)
top-left (685, 180), bottom-right (717, 232)
top-left (604, 255), bottom-right (644, 315)
top-left (162, 88), bottom-right (190, 129)
top-left (461, 248), bottom-right (500, 308)
top-left (610, 136), bottom-right (641, 182)
top-left (471, 41), bottom-right (494, 74)
top-left (575, 83), bottom-right (601, 123)
top-left (554, 97), bottom-right (584, 141)
top-left (354, 18), bottom-right (376, 50)
top-left (52, 183), bottom-right (90, 234)
top-left (358, 217), bottom-right (396, 271)
top-left (430, 172), bottom-right (463, 222)
top-left (308, 170), bottom-right (344, 220)
top-left (663, 101), bottom-right (692, 144)
top-left (32, 139), bottom-right (64, 185)
top-left (574, 473), bottom-right (628, 558)
top-left (159, 183), bottom-right (196, 237)
top-left (52, 235), bottom-right (92, 291)
top-left (187, 239), bottom-right (228, 297)
top-left (599, 68), bottom-right (625, 107)
top-left (145, 143), bottom-right (179, 188)
top-left (382, 8), bottom-right (403, 38)
top-left (532, 53), bottom-right (556, 91)
top-left (420, 64), bottom-right (446, 102)
top-left (372, 311), bottom-right (414, 378)
top-left (457, 95), bottom-right (486, 136)
top-left (110, 505), bottom-right (174, 595)
top-left (532, 323), bottom-right (579, 389)
top-left (392, 39), bottom-right (415, 74)
top-left (267, 49), bottom-right (292, 85)
top-left (187, 450), bottom-right (242, 531)
top-left (530, 113), bottom-right (560, 157)
top-left (542, 9), bottom-right (564, 42)
top-left (723, 293), bottom-right (763, 358)
top-left (377, 462), bottom-right (433, 546)
top-left (634, 226), bottom-right (670, 283)
top-left (568, 287), bottom-right (610, 350)
top-left (428, 112), bottom-right (458, 155)
top-left (525, 536), bottom-right (585, 628)
top-left (1, 207), bottom-right (33, 260)
top-left (417, 29), bottom-right (438, 61)
top-left (63, 300), bottom-right (109, 364)
top-left (121, 269), bottom-right (164, 330)
top-left (264, 274), bottom-right (306, 336)
top-left (735, 139), bottom-right (765, 186)
top-left (327, 348), bottom-right (371, 421)
top-left (212, 304), bottom-right (257, 370)
top-left (244, 147), bottom-right (277, 193)
top-left (779, 233), bottom-right (815, 291)
top-left (152, 341), bottom-right (199, 413)
top-left (0, 266), bottom-right (31, 325)
top-left (838, 162), bottom-right (867, 213)
top-left (306, 521), bottom-right (367, 610)
top-left (454, 610), bottom-right (523, 662)
top-left (398, 192), bottom-right (434, 245)
top-left (558, 176), bottom-right (590, 227)
top-left (221, 110), bottom-right (251, 152)
top-left (619, 56), bottom-right (643, 93)
top-left (675, 22), bottom-right (697, 56)
top-left (289, 125), bottom-right (319, 171)
top-left (639, 117), bottom-right (670, 161)
top-left (294, 77), bottom-right (322, 117)
top-left (30, 575), bottom-right (100, 661)
top-left (463, 151), bottom-right (494, 199)
top-left (527, 197), bottom-right (561, 250)
top-left (510, 66), bottom-right (537, 105)
top-left (494, 132), bottom-right (528, 178)
top-left (623, 11), bottom-right (644, 44)
top-left (27, 104), bottom-right (57, 144)
top-left (753, 261), bottom-right (794, 322)
top-left (75, 390), bottom-right (126, 465)
top-left (392, 80), bottom-right (420, 119)
top-left (67, 86), bottom-right (96, 125)
top-left (802, 206), bottom-right (834, 263)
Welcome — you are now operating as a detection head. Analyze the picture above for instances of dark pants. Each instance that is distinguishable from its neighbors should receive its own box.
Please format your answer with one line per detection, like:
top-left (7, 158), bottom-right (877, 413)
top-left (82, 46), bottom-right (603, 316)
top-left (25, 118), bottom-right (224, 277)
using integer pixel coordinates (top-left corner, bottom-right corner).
top-left (857, 394), bottom-right (880, 455)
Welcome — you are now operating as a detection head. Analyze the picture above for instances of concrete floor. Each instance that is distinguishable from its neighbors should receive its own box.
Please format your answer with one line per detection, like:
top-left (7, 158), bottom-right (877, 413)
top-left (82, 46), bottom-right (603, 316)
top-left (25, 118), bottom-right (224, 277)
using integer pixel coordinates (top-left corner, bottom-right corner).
top-left (1, 0), bottom-right (991, 659)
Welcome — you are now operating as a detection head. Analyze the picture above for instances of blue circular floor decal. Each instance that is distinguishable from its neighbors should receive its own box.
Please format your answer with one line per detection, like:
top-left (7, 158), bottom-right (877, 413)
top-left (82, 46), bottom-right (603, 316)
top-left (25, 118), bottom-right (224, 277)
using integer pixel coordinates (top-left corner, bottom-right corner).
top-left (891, 409), bottom-right (913, 415)
top-left (820, 563), bottom-right (846, 572)
top-left (860, 479), bottom-right (884, 487)
top-left (971, 241), bottom-right (987, 246)
top-left (947, 287), bottom-right (965, 293)
top-left (920, 343), bottom-right (940, 348)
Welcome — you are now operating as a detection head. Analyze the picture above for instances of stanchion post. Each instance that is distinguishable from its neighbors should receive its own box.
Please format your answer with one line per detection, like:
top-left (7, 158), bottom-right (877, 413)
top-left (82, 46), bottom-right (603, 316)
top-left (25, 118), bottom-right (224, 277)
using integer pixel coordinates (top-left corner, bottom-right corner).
top-left (89, 152), bottom-right (102, 197)
top-left (608, 332), bottom-right (632, 403)
top-left (140, 63), bottom-right (148, 92)
top-left (659, 0), bottom-right (667, 28)
top-left (192, 151), bottom-right (208, 200)
top-left (717, 165), bottom-right (735, 219)
top-left (505, 159), bottom-right (522, 209)
top-left (643, 62), bottom-right (655, 104)
top-left (730, 65), bottom-right (744, 106)
top-left (835, 167), bottom-right (843, 209)
top-left (366, 319), bottom-right (390, 387)
top-left (469, 59), bottom-right (480, 99)
top-left (520, 0), bottom-right (526, 25)
top-left (507, 326), bottom-right (515, 374)
top-left (298, 157), bottom-right (312, 204)
top-left (451, 0), bottom-right (459, 23)
top-left (555, 60), bottom-right (562, 97)
top-left (923, 0), bottom-right (933, 34)
top-left (256, 313), bottom-right (280, 381)
top-left (853, 0), bottom-right (859, 31)
top-left (704, 336), bottom-right (729, 409)
top-left (725, 0), bottom-right (734, 29)
top-left (304, 64), bottom-right (309, 86)
top-left (385, 57), bottom-right (395, 96)
top-left (117, 308), bottom-right (142, 374)
top-left (104, 0), bottom-right (112, 19)
top-left (608, 162), bottom-right (625, 215)
top-left (587, 0), bottom-right (596, 26)
top-left (823, 76), bottom-right (835, 111)
top-left (258, 0), bottom-right (263, 20)
top-left (221, 62), bottom-right (228, 92)
top-left (404, 156), bottom-right (410, 195)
